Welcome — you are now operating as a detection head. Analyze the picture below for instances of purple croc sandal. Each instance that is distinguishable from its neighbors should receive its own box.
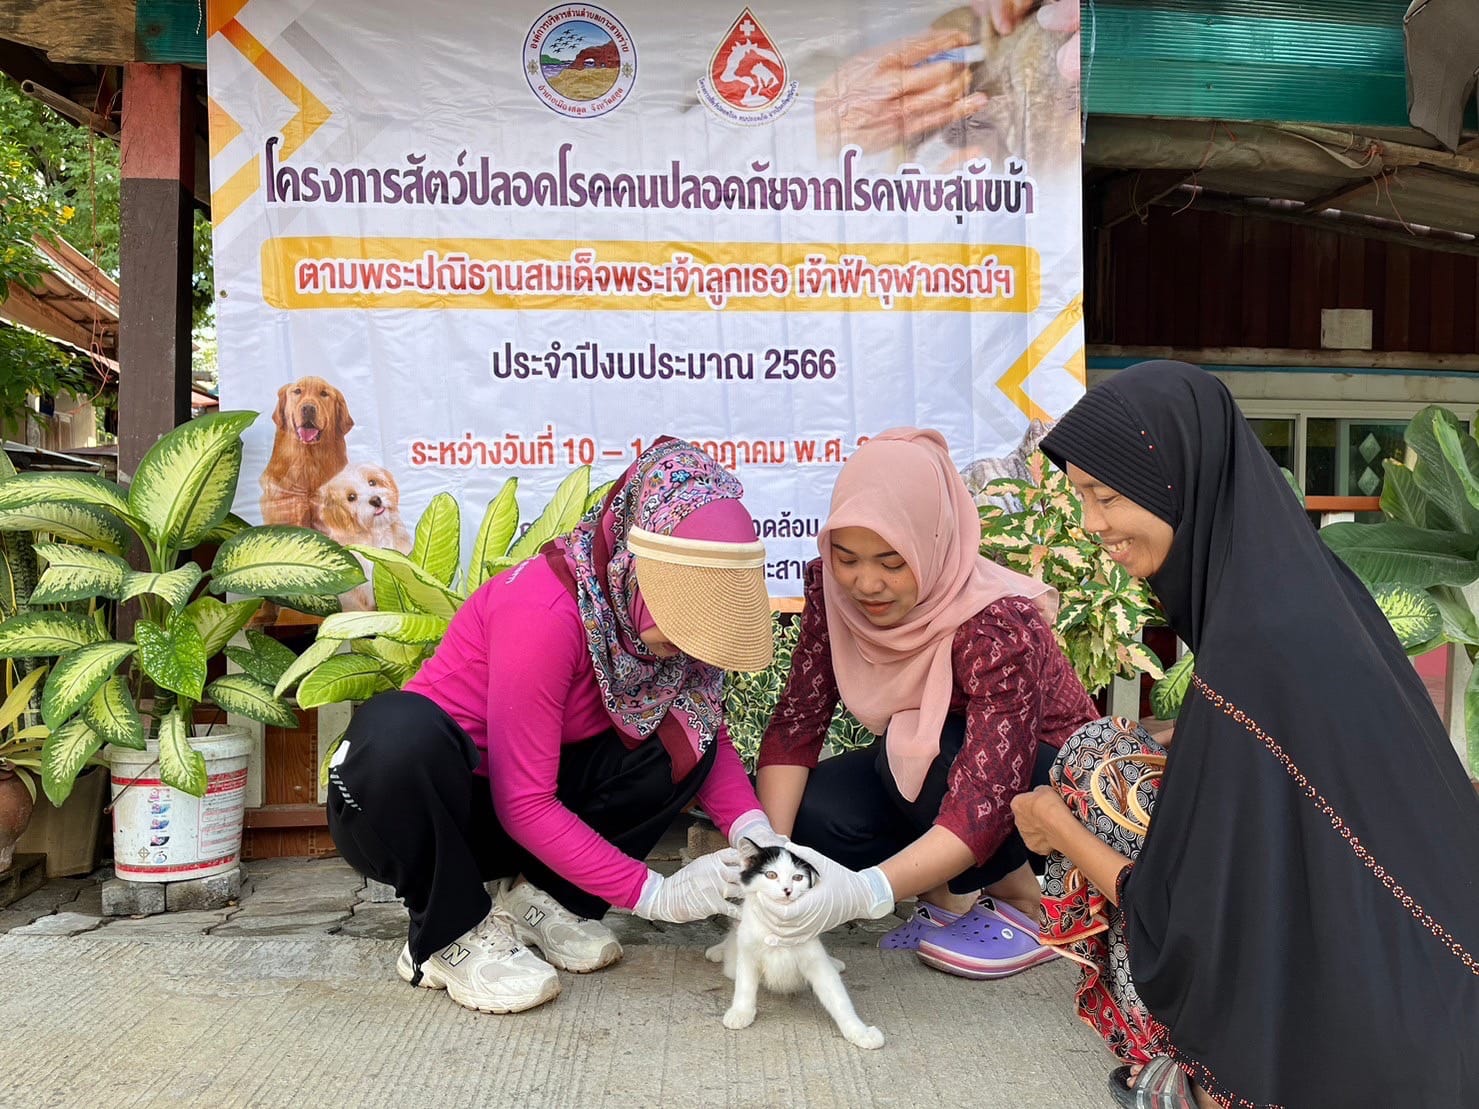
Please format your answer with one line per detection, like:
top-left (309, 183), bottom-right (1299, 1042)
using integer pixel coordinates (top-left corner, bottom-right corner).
top-left (879, 901), bottom-right (964, 950)
top-left (916, 897), bottom-right (1060, 979)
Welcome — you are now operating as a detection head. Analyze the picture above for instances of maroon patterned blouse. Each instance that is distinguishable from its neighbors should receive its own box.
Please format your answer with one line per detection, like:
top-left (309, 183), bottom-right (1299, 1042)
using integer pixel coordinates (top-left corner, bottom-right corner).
top-left (757, 560), bottom-right (1097, 863)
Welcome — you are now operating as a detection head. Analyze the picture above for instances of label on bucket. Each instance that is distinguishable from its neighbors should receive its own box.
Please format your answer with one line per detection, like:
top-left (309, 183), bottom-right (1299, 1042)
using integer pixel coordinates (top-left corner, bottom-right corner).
top-left (112, 763), bottom-right (248, 882)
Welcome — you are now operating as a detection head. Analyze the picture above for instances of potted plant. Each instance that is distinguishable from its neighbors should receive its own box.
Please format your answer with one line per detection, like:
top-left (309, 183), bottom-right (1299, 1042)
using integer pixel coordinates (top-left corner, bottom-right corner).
top-left (0, 410), bottom-right (363, 881)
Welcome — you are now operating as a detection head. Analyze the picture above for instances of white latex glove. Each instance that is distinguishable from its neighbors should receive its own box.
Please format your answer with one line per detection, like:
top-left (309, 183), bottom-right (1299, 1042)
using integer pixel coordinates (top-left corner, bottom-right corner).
top-left (749, 842), bottom-right (895, 945)
top-left (633, 848), bottom-right (744, 923)
top-left (727, 808), bottom-right (787, 850)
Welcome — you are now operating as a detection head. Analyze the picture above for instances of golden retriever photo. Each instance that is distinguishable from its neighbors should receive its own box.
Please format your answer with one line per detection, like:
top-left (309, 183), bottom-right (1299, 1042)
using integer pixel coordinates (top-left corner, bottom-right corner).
top-left (316, 463), bottom-right (413, 611)
top-left (259, 376), bottom-right (355, 529)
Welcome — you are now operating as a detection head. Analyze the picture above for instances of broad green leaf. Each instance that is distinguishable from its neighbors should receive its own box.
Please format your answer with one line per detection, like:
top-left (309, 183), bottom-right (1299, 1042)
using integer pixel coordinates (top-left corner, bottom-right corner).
top-left (1370, 582), bottom-right (1443, 650)
top-left (317, 611), bottom-right (451, 644)
top-left (41, 642), bottom-right (135, 729)
top-left (81, 675), bottom-right (145, 750)
top-left (275, 592), bottom-right (342, 617)
top-left (507, 466), bottom-right (590, 561)
top-left (0, 663), bottom-right (46, 734)
top-left (372, 559), bottom-right (409, 613)
top-left (1466, 662), bottom-right (1479, 779)
top-left (1433, 419), bottom-right (1479, 515)
top-left (0, 612), bottom-right (104, 657)
top-left (136, 615), bottom-right (207, 701)
top-left (243, 629), bottom-right (297, 683)
top-left (0, 448), bottom-right (14, 481)
top-left (0, 473), bottom-right (134, 523)
top-left (1406, 407), bottom-right (1479, 535)
top-left (1151, 652), bottom-right (1195, 721)
top-left (584, 479), bottom-right (615, 514)
top-left (202, 512), bottom-right (252, 544)
top-left (0, 502), bottom-right (131, 556)
top-left (29, 543), bottom-right (130, 604)
top-left (1322, 521), bottom-right (1479, 589)
top-left (1279, 467), bottom-right (1305, 506)
top-left (1430, 585), bottom-right (1479, 647)
top-left (182, 596), bottom-right (263, 659)
top-left (1380, 461), bottom-right (1435, 529)
top-left (128, 411), bottom-right (256, 549)
top-left (206, 674), bottom-right (299, 728)
top-left (354, 637), bottom-right (426, 668)
top-left (119, 562), bottom-right (204, 611)
top-left (349, 547), bottom-right (460, 617)
top-left (40, 716), bottom-right (105, 806)
top-left (296, 653), bottom-right (394, 709)
top-left (411, 492), bottom-right (461, 587)
top-left (210, 525), bottom-right (364, 597)
top-left (467, 478), bottom-right (519, 593)
top-left (157, 707), bottom-right (207, 797)
top-left (274, 637), bottom-right (343, 698)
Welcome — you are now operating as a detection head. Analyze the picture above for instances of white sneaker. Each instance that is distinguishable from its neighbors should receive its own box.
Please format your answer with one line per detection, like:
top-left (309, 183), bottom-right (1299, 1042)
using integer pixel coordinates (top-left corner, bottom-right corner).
top-left (396, 905), bottom-right (561, 1014)
top-left (493, 878), bottom-right (623, 973)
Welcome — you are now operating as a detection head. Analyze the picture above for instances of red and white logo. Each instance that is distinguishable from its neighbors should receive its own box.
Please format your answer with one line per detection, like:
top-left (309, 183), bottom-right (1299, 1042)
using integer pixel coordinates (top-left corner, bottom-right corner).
top-left (697, 8), bottom-right (797, 126)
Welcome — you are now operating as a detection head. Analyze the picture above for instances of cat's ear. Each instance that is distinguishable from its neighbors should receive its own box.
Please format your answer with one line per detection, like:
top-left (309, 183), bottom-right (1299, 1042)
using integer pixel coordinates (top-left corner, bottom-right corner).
top-left (736, 837), bottom-right (762, 864)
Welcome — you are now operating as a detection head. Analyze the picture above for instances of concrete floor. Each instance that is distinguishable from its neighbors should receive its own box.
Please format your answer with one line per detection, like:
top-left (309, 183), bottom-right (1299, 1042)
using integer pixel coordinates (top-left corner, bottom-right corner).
top-left (0, 844), bottom-right (1114, 1108)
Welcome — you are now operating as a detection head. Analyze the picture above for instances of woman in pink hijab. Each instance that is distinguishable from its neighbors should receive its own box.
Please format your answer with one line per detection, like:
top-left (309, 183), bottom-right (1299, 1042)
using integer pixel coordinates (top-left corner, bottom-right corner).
top-left (756, 428), bottom-right (1097, 978)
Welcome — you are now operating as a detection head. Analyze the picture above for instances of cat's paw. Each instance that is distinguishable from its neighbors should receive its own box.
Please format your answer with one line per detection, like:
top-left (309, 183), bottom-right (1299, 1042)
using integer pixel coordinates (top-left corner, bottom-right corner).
top-left (844, 1025), bottom-right (885, 1050)
top-left (829, 956), bottom-right (846, 972)
top-left (704, 942), bottom-right (726, 963)
top-left (722, 1006), bottom-right (756, 1030)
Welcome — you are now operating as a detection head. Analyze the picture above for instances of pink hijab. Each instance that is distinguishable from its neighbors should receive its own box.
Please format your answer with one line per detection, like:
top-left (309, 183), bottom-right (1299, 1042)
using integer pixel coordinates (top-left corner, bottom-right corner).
top-left (819, 428), bottom-right (1058, 801)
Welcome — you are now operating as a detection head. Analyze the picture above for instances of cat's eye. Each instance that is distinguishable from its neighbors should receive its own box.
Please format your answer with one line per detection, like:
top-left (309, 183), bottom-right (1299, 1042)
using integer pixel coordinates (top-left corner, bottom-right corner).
top-left (764, 870), bottom-right (777, 880)
top-left (793, 873), bottom-right (805, 882)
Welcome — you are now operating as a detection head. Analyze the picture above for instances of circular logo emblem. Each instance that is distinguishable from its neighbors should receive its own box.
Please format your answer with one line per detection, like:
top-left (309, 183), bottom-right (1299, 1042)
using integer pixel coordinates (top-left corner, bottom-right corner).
top-left (524, 5), bottom-right (637, 119)
top-left (697, 8), bottom-right (797, 126)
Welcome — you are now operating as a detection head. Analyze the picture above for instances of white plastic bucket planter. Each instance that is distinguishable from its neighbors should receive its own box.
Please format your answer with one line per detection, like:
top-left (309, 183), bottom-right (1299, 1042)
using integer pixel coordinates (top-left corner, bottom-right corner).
top-left (110, 728), bottom-right (251, 883)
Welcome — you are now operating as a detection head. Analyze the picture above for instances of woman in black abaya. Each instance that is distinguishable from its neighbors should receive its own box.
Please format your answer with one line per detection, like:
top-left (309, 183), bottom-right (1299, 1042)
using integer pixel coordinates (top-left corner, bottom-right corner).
top-left (1011, 361), bottom-right (1479, 1108)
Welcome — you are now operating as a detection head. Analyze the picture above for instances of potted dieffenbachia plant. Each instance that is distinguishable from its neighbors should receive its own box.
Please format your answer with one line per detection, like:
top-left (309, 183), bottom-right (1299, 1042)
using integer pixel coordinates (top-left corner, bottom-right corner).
top-left (0, 411), bottom-right (364, 804)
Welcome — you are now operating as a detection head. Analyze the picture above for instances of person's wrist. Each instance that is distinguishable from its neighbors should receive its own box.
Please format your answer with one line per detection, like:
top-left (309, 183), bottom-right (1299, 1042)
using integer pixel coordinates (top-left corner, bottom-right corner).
top-left (859, 866), bottom-right (895, 919)
top-left (728, 808), bottom-right (771, 847)
top-left (634, 870), bottom-right (663, 918)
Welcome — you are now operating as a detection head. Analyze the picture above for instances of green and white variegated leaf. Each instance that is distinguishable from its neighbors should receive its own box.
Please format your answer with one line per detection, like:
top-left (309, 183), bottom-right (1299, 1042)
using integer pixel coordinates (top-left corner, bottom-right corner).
top-left (183, 596), bottom-right (263, 658)
top-left (351, 637), bottom-right (429, 685)
top-left (119, 562), bottom-right (204, 611)
top-left (372, 558), bottom-right (409, 613)
top-left (0, 662), bottom-right (46, 734)
top-left (1115, 640), bottom-right (1164, 682)
top-left (40, 715), bottom-right (105, 806)
top-left (507, 466), bottom-right (590, 561)
top-left (0, 612), bottom-right (104, 657)
top-left (412, 492), bottom-right (461, 587)
top-left (348, 547), bottom-right (460, 617)
top-left (206, 674), bottom-right (299, 728)
top-left (28, 543), bottom-right (130, 604)
top-left (81, 675), bottom-right (145, 750)
top-left (242, 629), bottom-right (297, 684)
top-left (127, 411), bottom-right (256, 550)
top-left (0, 472), bottom-right (134, 524)
top-left (296, 653), bottom-right (395, 709)
top-left (0, 502), bottom-right (131, 556)
top-left (274, 636), bottom-right (343, 698)
top-left (157, 707), bottom-right (207, 797)
top-left (1150, 652), bottom-right (1195, 721)
top-left (202, 512), bottom-right (252, 544)
top-left (41, 641), bottom-right (135, 729)
top-left (272, 593), bottom-right (343, 617)
top-left (317, 611), bottom-right (451, 645)
top-left (466, 478), bottom-right (520, 594)
top-left (1370, 582), bottom-right (1443, 651)
top-left (584, 479), bottom-right (615, 514)
top-left (481, 555), bottom-right (518, 583)
top-left (210, 525), bottom-right (364, 597)
top-left (135, 613), bottom-right (207, 702)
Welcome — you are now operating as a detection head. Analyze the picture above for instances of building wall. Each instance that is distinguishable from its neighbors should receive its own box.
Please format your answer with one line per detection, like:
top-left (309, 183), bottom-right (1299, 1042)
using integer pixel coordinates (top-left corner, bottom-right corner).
top-left (1089, 206), bottom-right (1479, 355)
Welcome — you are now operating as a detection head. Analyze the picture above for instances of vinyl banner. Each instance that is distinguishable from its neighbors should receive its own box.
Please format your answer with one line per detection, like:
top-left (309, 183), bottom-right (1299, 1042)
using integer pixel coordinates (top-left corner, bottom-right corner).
top-left (209, 0), bottom-right (1084, 598)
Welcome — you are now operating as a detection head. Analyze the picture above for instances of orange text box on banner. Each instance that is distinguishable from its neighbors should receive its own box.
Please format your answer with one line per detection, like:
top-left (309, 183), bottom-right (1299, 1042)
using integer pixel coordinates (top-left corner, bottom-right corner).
top-left (261, 237), bottom-right (1040, 313)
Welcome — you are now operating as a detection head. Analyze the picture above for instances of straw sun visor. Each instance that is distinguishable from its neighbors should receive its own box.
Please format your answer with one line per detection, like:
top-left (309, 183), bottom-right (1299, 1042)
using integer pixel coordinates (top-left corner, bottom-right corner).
top-left (626, 526), bottom-right (773, 672)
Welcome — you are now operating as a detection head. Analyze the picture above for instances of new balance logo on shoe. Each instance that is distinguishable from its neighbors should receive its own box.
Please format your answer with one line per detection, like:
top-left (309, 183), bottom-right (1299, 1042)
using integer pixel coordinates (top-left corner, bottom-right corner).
top-left (524, 907), bottom-right (545, 927)
top-left (441, 943), bottom-right (472, 966)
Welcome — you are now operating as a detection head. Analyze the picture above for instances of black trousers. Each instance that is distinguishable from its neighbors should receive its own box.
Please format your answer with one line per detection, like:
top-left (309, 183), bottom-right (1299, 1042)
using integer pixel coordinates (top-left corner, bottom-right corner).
top-left (326, 690), bottom-right (716, 962)
top-left (790, 714), bottom-right (1058, 895)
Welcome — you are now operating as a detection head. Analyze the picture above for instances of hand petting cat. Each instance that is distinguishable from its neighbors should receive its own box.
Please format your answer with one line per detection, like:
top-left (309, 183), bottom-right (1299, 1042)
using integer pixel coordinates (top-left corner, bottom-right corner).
top-left (633, 849), bottom-right (746, 923)
top-left (745, 842), bottom-right (896, 945)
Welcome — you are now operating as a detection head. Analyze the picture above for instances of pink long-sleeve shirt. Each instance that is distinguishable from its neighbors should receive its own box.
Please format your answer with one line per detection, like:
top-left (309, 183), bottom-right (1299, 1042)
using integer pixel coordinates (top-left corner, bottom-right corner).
top-left (404, 555), bottom-right (760, 910)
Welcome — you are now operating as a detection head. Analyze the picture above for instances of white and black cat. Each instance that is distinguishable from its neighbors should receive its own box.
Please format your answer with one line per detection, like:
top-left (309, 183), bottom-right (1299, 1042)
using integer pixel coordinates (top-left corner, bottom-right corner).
top-left (705, 840), bottom-right (885, 1050)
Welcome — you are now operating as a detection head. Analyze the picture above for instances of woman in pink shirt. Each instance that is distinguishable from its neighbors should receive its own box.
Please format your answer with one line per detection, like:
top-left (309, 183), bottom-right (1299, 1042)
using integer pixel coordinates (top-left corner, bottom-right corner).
top-left (326, 439), bottom-right (780, 1015)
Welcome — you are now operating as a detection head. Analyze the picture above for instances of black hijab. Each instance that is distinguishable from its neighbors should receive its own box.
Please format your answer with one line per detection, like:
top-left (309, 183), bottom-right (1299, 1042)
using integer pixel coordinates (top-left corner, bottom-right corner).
top-left (1042, 362), bottom-right (1479, 1108)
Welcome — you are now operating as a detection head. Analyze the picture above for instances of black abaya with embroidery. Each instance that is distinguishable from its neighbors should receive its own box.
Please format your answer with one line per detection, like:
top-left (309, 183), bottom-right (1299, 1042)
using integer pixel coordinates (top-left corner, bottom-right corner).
top-left (1041, 362), bottom-right (1479, 1109)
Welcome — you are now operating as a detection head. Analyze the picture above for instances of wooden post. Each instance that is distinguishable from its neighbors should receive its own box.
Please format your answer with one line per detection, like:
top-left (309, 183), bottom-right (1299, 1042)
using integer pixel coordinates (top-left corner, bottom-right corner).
top-left (118, 63), bottom-right (195, 479)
